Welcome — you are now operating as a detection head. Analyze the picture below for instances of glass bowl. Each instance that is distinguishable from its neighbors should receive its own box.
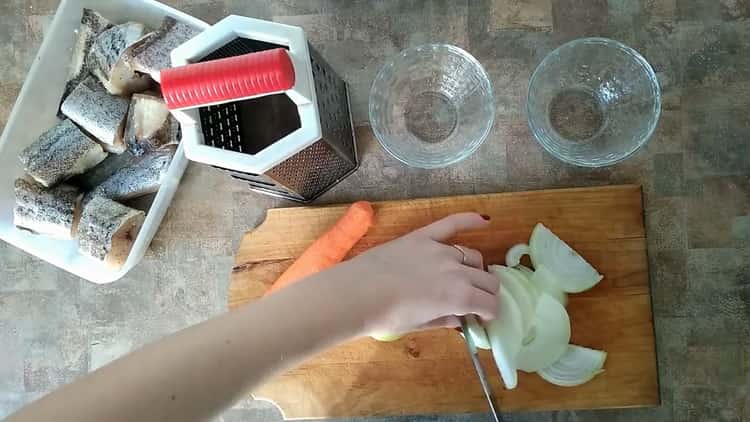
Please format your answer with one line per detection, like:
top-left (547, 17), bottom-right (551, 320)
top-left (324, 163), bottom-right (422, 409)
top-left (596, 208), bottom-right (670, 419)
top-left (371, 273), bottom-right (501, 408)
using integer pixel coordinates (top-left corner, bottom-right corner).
top-left (369, 44), bottom-right (495, 169)
top-left (527, 38), bottom-right (661, 167)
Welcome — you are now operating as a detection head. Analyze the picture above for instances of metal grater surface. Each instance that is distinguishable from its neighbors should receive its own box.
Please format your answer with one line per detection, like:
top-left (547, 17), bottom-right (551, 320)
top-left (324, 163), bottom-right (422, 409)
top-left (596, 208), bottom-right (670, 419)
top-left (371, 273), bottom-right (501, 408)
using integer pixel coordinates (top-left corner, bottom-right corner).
top-left (308, 47), bottom-right (357, 163)
top-left (196, 38), bottom-right (358, 202)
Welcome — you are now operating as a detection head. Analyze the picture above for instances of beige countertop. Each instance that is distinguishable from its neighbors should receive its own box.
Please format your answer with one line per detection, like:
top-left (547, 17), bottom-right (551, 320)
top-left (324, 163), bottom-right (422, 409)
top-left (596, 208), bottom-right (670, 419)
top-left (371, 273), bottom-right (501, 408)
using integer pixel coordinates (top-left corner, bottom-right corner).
top-left (1, 1), bottom-right (748, 420)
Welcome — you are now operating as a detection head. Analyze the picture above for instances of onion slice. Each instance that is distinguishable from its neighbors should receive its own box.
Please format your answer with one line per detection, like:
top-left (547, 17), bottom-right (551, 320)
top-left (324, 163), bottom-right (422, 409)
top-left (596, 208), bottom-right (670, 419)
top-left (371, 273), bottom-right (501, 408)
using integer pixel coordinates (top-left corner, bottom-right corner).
top-left (515, 264), bottom-right (534, 279)
top-left (514, 265), bottom-right (539, 298)
top-left (516, 293), bottom-right (571, 372)
top-left (537, 344), bottom-right (607, 387)
top-left (465, 314), bottom-right (491, 350)
top-left (530, 265), bottom-right (568, 306)
top-left (528, 223), bottom-right (603, 293)
top-left (507, 266), bottom-right (539, 304)
top-left (486, 288), bottom-right (523, 389)
top-left (371, 333), bottom-right (402, 342)
top-left (489, 265), bottom-right (536, 335)
top-left (505, 243), bottom-right (530, 267)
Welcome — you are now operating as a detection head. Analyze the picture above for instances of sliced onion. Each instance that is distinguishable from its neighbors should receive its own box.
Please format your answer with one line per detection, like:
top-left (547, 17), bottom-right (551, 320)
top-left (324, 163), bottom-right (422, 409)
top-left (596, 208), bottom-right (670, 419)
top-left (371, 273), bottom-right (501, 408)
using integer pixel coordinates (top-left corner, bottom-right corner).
top-left (513, 265), bottom-right (540, 298)
top-left (515, 264), bottom-right (535, 279)
top-left (530, 265), bottom-right (568, 306)
top-left (507, 266), bottom-right (539, 304)
top-left (371, 333), bottom-right (402, 342)
top-left (528, 223), bottom-right (603, 293)
top-left (516, 293), bottom-right (571, 372)
top-left (489, 265), bottom-right (535, 335)
top-left (486, 288), bottom-right (523, 389)
top-left (465, 314), bottom-right (490, 350)
top-left (505, 243), bottom-right (530, 267)
top-left (537, 344), bottom-right (607, 387)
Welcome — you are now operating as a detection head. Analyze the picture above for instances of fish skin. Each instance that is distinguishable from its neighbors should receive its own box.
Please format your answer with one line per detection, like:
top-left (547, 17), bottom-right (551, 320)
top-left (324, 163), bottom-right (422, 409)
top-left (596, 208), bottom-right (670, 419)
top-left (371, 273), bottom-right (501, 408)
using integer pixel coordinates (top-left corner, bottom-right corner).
top-left (68, 150), bottom-right (138, 192)
top-left (87, 22), bottom-right (152, 95)
top-left (19, 119), bottom-right (107, 188)
top-left (87, 151), bottom-right (174, 202)
top-left (77, 196), bottom-right (144, 267)
top-left (13, 178), bottom-right (82, 239)
top-left (61, 8), bottom-right (113, 105)
top-left (124, 16), bottom-right (202, 82)
top-left (61, 76), bottom-right (130, 153)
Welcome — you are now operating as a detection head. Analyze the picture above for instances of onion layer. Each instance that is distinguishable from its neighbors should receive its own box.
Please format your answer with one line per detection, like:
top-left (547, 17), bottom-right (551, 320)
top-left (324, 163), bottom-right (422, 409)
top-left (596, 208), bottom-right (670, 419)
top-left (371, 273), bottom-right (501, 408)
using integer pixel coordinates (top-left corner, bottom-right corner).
top-left (515, 293), bottom-right (571, 372)
top-left (529, 223), bottom-right (603, 293)
top-left (465, 314), bottom-right (491, 350)
top-left (537, 345), bottom-right (607, 387)
top-left (487, 288), bottom-right (523, 389)
top-left (505, 243), bottom-right (530, 267)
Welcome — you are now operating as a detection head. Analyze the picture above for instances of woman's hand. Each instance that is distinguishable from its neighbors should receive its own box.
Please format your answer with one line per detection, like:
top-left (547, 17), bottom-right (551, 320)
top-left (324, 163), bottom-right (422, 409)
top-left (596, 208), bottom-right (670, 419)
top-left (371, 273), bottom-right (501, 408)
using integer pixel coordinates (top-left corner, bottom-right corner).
top-left (327, 212), bottom-right (499, 336)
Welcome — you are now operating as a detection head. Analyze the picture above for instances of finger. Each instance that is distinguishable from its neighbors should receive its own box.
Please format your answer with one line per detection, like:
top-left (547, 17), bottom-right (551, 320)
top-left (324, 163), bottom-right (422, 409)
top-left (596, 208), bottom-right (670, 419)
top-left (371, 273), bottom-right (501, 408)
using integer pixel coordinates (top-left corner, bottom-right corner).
top-left (414, 213), bottom-right (489, 241)
top-left (416, 315), bottom-right (462, 331)
top-left (462, 267), bottom-right (500, 295)
top-left (447, 245), bottom-right (484, 269)
top-left (451, 287), bottom-right (497, 322)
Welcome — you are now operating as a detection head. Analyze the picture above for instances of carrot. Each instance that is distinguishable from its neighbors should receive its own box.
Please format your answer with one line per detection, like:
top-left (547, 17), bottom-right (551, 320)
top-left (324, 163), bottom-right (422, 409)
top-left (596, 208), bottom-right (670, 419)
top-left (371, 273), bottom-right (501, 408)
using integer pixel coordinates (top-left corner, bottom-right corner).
top-left (264, 201), bottom-right (375, 296)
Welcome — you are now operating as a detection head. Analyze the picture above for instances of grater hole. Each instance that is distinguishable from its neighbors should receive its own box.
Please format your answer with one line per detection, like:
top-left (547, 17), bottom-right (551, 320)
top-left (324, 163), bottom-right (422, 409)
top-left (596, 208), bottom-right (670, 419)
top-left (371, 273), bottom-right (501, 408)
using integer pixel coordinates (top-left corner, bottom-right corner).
top-left (199, 94), bottom-right (301, 154)
top-left (199, 37), bottom-right (288, 62)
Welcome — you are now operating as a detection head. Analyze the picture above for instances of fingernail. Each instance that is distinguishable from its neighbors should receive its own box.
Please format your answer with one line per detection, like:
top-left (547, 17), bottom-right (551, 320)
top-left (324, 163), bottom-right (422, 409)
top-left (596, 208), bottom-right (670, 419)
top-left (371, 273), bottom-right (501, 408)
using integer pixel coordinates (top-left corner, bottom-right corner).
top-left (480, 214), bottom-right (491, 221)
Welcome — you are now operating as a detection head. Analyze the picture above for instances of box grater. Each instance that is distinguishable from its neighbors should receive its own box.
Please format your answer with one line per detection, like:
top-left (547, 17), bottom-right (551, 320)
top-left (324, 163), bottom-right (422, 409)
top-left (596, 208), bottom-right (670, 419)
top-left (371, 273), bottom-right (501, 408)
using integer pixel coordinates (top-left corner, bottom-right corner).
top-left (165, 16), bottom-right (357, 202)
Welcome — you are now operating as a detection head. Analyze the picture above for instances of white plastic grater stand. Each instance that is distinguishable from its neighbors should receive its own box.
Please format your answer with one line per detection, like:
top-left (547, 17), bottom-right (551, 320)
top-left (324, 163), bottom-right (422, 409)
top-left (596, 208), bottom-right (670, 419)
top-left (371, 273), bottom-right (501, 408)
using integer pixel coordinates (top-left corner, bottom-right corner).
top-left (0, 0), bottom-right (208, 284)
top-left (170, 15), bottom-right (325, 176)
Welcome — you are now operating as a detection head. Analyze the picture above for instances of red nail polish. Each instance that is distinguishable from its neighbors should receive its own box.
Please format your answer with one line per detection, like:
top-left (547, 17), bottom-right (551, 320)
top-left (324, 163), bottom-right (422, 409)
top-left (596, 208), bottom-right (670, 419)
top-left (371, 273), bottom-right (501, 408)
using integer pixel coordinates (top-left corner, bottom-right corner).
top-left (480, 214), bottom-right (491, 221)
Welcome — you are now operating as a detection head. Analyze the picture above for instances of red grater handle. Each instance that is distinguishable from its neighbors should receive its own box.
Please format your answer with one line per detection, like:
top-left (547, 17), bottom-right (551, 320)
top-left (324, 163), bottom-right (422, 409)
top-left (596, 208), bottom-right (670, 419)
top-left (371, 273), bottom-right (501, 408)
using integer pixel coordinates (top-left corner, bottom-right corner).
top-left (161, 48), bottom-right (296, 110)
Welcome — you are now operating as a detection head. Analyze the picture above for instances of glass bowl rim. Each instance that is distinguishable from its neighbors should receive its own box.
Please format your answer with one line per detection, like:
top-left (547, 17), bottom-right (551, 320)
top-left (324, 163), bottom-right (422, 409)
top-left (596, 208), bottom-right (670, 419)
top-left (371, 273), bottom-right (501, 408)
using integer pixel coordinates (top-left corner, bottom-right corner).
top-left (368, 43), bottom-right (496, 169)
top-left (526, 37), bottom-right (662, 168)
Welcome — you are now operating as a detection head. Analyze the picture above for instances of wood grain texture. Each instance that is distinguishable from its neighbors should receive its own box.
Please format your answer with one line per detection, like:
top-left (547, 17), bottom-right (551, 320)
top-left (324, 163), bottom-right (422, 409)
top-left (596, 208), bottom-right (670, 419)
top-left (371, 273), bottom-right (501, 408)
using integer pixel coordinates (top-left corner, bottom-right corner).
top-left (228, 185), bottom-right (658, 419)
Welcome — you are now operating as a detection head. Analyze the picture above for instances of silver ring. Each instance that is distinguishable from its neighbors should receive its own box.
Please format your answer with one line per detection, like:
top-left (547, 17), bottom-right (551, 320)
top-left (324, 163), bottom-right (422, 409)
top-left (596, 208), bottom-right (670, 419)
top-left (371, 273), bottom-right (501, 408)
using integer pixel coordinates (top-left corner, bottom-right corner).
top-left (451, 244), bottom-right (467, 265)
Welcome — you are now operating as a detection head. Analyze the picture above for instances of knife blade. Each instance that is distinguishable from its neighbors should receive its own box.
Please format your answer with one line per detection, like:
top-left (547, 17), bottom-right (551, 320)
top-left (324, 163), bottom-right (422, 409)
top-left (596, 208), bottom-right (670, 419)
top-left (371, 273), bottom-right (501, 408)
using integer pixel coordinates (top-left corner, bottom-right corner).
top-left (459, 316), bottom-right (503, 422)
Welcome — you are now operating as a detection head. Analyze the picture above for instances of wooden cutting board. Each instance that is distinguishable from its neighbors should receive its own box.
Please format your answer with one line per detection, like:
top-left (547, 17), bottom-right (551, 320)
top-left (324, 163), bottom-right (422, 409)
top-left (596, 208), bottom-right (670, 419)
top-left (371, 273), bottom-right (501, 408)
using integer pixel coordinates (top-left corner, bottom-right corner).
top-left (229, 185), bottom-right (658, 419)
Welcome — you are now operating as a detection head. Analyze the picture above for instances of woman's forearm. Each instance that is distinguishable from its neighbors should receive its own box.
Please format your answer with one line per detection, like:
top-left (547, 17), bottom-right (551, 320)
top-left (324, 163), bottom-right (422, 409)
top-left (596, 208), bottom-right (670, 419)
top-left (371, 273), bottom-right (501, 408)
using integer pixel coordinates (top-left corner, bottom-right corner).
top-left (9, 213), bottom-right (498, 422)
top-left (9, 267), bottom-right (376, 422)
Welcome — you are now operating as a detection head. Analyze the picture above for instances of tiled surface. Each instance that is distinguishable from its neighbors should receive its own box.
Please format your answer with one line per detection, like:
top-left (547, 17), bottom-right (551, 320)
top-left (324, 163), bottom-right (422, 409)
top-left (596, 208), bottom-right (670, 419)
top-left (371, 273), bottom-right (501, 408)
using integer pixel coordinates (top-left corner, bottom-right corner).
top-left (1, 0), bottom-right (749, 421)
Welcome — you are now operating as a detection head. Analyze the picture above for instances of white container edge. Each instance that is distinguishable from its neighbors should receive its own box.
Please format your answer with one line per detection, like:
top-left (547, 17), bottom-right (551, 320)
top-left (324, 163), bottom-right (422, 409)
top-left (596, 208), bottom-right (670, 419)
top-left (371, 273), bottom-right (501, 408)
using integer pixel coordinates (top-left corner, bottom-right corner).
top-left (0, 0), bottom-right (209, 284)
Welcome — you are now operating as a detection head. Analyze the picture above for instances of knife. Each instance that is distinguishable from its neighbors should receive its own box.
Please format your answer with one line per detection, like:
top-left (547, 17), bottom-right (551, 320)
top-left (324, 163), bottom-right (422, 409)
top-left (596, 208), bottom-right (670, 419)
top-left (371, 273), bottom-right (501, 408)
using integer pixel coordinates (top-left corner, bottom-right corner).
top-left (459, 316), bottom-right (503, 422)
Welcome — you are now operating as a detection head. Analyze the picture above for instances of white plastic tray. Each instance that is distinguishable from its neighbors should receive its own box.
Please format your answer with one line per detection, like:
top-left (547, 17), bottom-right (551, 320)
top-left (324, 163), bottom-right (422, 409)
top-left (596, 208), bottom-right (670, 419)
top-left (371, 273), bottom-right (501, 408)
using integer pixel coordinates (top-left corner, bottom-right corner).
top-left (0, 0), bottom-right (208, 284)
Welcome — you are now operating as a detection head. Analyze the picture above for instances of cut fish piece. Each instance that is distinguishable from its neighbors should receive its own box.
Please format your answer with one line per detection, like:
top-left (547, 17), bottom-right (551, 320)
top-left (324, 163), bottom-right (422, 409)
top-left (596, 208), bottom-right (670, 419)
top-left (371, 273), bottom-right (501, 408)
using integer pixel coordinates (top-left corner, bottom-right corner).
top-left (123, 93), bottom-right (178, 155)
top-left (13, 179), bottom-right (82, 239)
top-left (69, 150), bottom-right (138, 192)
top-left (61, 76), bottom-right (130, 153)
top-left (88, 151), bottom-right (173, 202)
top-left (124, 16), bottom-right (202, 82)
top-left (87, 22), bottom-right (152, 95)
top-left (62, 9), bottom-right (113, 103)
top-left (19, 119), bottom-right (107, 187)
top-left (77, 196), bottom-right (145, 269)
